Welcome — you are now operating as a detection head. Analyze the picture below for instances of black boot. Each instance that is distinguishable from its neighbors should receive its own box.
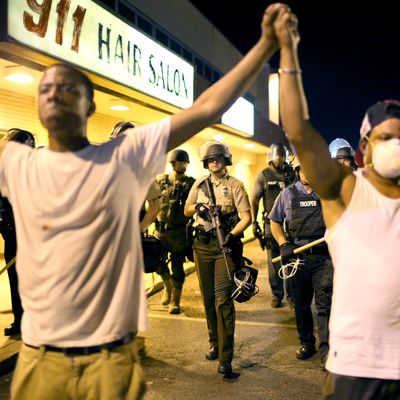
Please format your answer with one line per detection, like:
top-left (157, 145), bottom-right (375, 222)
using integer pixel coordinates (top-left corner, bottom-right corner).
top-left (4, 321), bottom-right (21, 336)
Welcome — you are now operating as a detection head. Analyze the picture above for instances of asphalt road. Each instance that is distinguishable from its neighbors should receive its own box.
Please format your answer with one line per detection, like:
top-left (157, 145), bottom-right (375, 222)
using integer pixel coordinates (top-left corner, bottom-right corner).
top-left (142, 242), bottom-right (326, 400)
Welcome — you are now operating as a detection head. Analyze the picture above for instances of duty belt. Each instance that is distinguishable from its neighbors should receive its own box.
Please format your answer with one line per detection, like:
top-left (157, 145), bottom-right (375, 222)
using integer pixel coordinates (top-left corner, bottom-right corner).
top-left (194, 225), bottom-right (213, 244)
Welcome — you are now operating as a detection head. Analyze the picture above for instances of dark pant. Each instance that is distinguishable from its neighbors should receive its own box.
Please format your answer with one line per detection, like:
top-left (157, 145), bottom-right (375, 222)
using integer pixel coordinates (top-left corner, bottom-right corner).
top-left (289, 255), bottom-right (333, 358)
top-left (157, 251), bottom-right (186, 288)
top-left (2, 229), bottom-right (23, 324)
top-left (155, 228), bottom-right (186, 288)
top-left (267, 240), bottom-right (294, 300)
top-left (323, 372), bottom-right (400, 400)
top-left (193, 237), bottom-right (242, 363)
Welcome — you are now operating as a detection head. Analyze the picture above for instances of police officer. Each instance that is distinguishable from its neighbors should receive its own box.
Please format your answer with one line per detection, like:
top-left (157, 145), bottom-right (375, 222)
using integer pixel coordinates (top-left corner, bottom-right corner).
top-left (154, 149), bottom-right (195, 314)
top-left (328, 138), bottom-right (358, 170)
top-left (1, 128), bottom-right (35, 336)
top-left (184, 141), bottom-right (251, 376)
top-left (269, 156), bottom-right (333, 367)
top-left (251, 143), bottom-right (296, 308)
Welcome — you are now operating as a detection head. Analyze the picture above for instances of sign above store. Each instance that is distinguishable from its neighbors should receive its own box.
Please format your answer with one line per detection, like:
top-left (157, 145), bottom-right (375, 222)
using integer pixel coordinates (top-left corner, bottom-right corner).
top-left (222, 97), bottom-right (254, 136)
top-left (6, 0), bottom-right (194, 109)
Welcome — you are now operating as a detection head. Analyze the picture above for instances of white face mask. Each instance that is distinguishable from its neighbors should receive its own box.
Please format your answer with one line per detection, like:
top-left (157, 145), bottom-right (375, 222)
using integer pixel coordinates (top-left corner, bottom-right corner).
top-left (371, 138), bottom-right (400, 180)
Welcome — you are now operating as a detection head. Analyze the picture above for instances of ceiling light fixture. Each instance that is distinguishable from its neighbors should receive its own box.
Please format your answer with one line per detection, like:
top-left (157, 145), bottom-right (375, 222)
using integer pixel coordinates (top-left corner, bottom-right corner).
top-left (212, 134), bottom-right (225, 141)
top-left (109, 99), bottom-right (130, 111)
top-left (3, 65), bottom-right (35, 84)
top-left (244, 143), bottom-right (255, 149)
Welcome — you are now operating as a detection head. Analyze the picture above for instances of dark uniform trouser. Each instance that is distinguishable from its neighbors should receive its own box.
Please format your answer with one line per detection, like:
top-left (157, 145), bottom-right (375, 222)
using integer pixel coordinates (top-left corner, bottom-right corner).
top-left (289, 254), bottom-right (333, 358)
top-left (2, 229), bottom-right (23, 324)
top-left (322, 373), bottom-right (400, 400)
top-left (193, 237), bottom-right (242, 363)
top-left (155, 227), bottom-right (186, 288)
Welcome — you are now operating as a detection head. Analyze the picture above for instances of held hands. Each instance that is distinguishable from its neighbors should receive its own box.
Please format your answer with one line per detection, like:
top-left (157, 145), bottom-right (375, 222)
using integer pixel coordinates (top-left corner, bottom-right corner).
top-left (279, 242), bottom-right (298, 264)
top-left (261, 4), bottom-right (299, 50)
top-left (273, 4), bottom-right (300, 49)
top-left (252, 221), bottom-right (262, 239)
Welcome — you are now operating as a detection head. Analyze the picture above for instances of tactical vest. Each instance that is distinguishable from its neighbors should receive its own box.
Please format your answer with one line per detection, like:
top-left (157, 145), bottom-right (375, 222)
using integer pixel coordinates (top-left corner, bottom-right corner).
top-left (156, 174), bottom-right (195, 228)
top-left (262, 164), bottom-right (296, 214)
top-left (286, 184), bottom-right (325, 240)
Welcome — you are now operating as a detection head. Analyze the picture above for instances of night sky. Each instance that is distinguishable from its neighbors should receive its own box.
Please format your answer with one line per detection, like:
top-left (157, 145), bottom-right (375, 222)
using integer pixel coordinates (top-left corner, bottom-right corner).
top-left (188, 0), bottom-right (399, 149)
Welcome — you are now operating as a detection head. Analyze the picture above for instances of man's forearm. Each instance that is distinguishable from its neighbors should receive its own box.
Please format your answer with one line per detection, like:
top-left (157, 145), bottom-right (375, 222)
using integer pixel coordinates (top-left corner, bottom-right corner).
top-left (279, 45), bottom-right (314, 148)
top-left (250, 199), bottom-right (260, 222)
top-left (270, 220), bottom-right (288, 245)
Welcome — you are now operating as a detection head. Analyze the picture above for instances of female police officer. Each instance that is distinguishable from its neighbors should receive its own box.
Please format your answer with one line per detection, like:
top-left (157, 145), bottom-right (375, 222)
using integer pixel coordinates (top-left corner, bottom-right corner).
top-left (184, 141), bottom-right (251, 376)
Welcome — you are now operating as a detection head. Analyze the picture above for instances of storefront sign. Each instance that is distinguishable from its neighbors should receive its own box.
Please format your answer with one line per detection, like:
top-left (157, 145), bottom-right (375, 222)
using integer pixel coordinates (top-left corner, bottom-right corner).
top-left (222, 97), bottom-right (254, 136)
top-left (6, 0), bottom-right (194, 108)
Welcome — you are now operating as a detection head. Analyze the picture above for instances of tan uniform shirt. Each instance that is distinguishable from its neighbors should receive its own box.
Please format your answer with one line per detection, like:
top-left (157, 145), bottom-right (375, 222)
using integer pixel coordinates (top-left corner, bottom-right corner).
top-left (186, 173), bottom-right (250, 225)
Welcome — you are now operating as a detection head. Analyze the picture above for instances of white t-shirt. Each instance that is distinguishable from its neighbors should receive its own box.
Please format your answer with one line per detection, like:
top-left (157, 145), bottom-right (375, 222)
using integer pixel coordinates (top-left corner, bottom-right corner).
top-left (0, 118), bottom-right (170, 347)
top-left (325, 170), bottom-right (400, 379)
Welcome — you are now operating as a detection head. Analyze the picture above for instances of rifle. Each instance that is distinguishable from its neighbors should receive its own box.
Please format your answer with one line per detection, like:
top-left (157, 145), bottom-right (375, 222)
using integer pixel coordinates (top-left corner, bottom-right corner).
top-left (203, 177), bottom-right (232, 280)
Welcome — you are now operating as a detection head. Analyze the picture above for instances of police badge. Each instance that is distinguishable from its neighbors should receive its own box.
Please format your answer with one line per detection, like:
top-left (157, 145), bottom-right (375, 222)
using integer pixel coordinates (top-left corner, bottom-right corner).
top-left (222, 186), bottom-right (229, 197)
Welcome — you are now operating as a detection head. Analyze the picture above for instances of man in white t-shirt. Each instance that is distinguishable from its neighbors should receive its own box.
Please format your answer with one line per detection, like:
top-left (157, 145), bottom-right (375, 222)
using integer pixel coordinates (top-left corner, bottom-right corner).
top-left (0, 4), bottom-right (287, 399)
top-left (273, 7), bottom-right (400, 399)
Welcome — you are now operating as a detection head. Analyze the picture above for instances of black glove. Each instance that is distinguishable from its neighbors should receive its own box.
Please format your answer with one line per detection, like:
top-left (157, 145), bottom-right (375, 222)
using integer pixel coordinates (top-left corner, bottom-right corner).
top-left (252, 221), bottom-right (262, 238)
top-left (279, 242), bottom-right (298, 264)
top-left (195, 203), bottom-right (210, 220)
top-left (222, 232), bottom-right (237, 248)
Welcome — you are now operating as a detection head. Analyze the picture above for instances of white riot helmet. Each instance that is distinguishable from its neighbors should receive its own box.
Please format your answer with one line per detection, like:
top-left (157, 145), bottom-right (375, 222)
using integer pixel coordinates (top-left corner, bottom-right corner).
top-left (231, 258), bottom-right (259, 303)
top-left (329, 138), bottom-right (355, 159)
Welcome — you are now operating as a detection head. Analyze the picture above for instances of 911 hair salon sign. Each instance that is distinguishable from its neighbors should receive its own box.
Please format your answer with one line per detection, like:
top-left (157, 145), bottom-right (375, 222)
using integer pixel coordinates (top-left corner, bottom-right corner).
top-left (6, 0), bottom-right (194, 108)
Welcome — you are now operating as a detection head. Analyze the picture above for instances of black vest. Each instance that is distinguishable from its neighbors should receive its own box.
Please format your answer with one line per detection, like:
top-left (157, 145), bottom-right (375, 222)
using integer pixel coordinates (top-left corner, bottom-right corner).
top-left (287, 184), bottom-right (325, 240)
top-left (262, 164), bottom-right (296, 214)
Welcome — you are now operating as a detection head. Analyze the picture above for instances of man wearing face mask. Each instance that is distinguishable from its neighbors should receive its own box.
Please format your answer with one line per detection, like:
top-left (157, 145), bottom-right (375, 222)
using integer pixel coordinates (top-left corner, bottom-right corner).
top-left (274, 8), bottom-right (400, 396)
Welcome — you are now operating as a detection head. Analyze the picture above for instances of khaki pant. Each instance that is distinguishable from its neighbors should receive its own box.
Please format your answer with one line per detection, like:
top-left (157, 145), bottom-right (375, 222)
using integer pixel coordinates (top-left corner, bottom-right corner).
top-left (11, 339), bottom-right (145, 400)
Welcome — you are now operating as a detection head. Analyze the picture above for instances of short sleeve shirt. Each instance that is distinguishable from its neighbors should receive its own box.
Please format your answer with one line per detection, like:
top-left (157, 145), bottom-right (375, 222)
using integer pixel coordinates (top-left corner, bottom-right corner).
top-left (268, 181), bottom-right (310, 224)
top-left (186, 174), bottom-right (250, 225)
top-left (0, 117), bottom-right (170, 347)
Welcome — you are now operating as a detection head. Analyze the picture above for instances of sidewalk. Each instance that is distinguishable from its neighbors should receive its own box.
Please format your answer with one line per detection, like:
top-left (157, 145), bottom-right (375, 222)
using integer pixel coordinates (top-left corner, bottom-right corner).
top-left (0, 257), bottom-right (196, 375)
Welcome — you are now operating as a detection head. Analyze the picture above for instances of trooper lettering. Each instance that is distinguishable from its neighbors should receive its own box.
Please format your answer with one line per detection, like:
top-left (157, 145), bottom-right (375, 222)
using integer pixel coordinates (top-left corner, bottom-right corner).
top-left (299, 200), bottom-right (317, 207)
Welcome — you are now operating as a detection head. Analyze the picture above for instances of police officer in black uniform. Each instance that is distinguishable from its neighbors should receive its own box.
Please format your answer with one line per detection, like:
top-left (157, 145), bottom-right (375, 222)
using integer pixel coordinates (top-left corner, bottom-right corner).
top-left (154, 149), bottom-right (195, 314)
top-left (184, 141), bottom-right (251, 376)
top-left (251, 143), bottom-right (296, 308)
top-left (1, 128), bottom-right (35, 336)
top-left (269, 156), bottom-right (333, 367)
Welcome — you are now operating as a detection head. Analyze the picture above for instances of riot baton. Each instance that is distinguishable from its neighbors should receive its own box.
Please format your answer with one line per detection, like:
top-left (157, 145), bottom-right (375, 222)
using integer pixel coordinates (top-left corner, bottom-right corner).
top-left (272, 237), bottom-right (326, 263)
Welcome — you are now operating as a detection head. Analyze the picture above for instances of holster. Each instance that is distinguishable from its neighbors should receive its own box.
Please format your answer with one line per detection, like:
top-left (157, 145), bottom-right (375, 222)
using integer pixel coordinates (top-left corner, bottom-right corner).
top-left (194, 226), bottom-right (212, 244)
